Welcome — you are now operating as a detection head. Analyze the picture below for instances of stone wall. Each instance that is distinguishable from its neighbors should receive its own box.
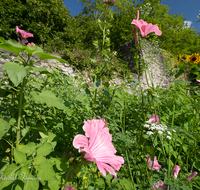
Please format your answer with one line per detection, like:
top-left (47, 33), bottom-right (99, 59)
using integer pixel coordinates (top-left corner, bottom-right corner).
top-left (120, 38), bottom-right (174, 91)
top-left (0, 38), bottom-right (174, 94)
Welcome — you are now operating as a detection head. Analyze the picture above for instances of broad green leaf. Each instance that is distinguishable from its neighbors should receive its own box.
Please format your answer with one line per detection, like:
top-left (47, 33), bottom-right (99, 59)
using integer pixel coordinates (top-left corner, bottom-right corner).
top-left (194, 161), bottom-right (200, 171)
top-left (18, 142), bottom-right (36, 154)
top-left (34, 155), bottom-right (46, 165)
top-left (0, 89), bottom-right (10, 97)
top-left (95, 178), bottom-right (105, 189)
top-left (94, 75), bottom-right (101, 89)
top-left (37, 142), bottom-right (54, 156)
top-left (30, 90), bottom-right (66, 110)
top-left (37, 161), bottom-right (57, 181)
top-left (48, 180), bottom-right (60, 190)
top-left (20, 166), bottom-right (40, 190)
top-left (2, 163), bottom-right (20, 177)
top-left (105, 173), bottom-right (113, 187)
top-left (14, 148), bottom-right (27, 164)
top-left (25, 45), bottom-right (43, 55)
top-left (2, 62), bottom-right (28, 87)
top-left (37, 52), bottom-right (66, 63)
top-left (0, 118), bottom-right (16, 140)
top-left (120, 178), bottom-right (134, 190)
top-left (0, 43), bottom-right (24, 55)
top-left (26, 66), bottom-right (52, 76)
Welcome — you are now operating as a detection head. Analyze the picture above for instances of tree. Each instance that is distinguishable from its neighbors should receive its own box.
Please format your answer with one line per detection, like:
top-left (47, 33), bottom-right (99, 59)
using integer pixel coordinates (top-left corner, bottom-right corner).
top-left (0, 0), bottom-right (79, 50)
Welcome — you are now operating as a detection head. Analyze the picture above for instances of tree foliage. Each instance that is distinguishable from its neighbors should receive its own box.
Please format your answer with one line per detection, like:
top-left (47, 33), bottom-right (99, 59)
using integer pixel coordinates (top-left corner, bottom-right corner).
top-left (0, 0), bottom-right (79, 51)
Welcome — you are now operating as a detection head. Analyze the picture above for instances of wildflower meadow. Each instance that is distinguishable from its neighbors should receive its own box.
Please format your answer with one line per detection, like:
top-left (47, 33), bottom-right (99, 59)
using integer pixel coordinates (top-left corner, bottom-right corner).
top-left (0, 0), bottom-right (200, 189)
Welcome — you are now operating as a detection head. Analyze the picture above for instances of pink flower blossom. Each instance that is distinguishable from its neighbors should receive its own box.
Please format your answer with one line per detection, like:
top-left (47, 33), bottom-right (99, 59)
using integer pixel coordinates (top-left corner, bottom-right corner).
top-left (131, 12), bottom-right (162, 37)
top-left (63, 186), bottom-right (75, 190)
top-left (187, 172), bottom-right (198, 181)
top-left (152, 181), bottom-right (167, 190)
top-left (197, 79), bottom-right (200, 82)
top-left (173, 165), bottom-right (180, 179)
top-left (73, 118), bottom-right (124, 179)
top-left (16, 26), bottom-right (34, 39)
top-left (148, 114), bottom-right (160, 123)
top-left (27, 42), bottom-right (35, 46)
top-left (146, 155), bottom-right (161, 171)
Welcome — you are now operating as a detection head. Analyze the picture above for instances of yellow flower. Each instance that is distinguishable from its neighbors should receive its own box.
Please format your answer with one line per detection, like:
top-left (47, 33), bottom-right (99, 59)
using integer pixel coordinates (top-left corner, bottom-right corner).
top-left (178, 54), bottom-right (190, 63)
top-left (189, 53), bottom-right (200, 64)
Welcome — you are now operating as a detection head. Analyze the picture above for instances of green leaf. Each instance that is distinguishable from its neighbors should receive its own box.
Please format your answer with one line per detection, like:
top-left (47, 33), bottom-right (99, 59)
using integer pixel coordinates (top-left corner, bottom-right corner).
top-left (175, 68), bottom-right (184, 79)
top-left (95, 178), bottom-right (105, 189)
top-left (105, 173), bottom-right (113, 188)
top-left (2, 62), bottom-right (28, 87)
top-left (194, 161), bottom-right (200, 171)
top-left (25, 45), bottom-right (43, 55)
top-left (20, 166), bottom-right (40, 190)
top-left (37, 142), bottom-right (54, 156)
top-left (2, 163), bottom-right (20, 177)
top-left (94, 75), bottom-right (101, 89)
top-left (34, 155), bottom-right (47, 166)
top-left (0, 118), bottom-right (16, 140)
top-left (14, 148), bottom-right (27, 164)
top-left (48, 180), bottom-right (60, 190)
top-left (0, 43), bottom-right (24, 55)
top-left (18, 142), bottom-right (36, 154)
top-left (37, 161), bottom-right (58, 181)
top-left (31, 90), bottom-right (66, 110)
top-left (37, 52), bottom-right (67, 63)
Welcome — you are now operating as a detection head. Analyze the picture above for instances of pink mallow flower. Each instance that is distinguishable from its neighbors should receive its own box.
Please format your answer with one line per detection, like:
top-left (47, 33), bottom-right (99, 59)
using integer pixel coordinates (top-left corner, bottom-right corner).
top-left (148, 114), bottom-right (160, 123)
top-left (173, 165), bottom-right (180, 179)
top-left (16, 26), bottom-right (34, 39)
top-left (73, 118), bottom-right (124, 179)
top-left (64, 186), bottom-right (75, 190)
top-left (146, 155), bottom-right (161, 171)
top-left (197, 79), bottom-right (200, 82)
top-left (187, 172), bottom-right (198, 181)
top-left (131, 11), bottom-right (162, 37)
top-left (152, 181), bottom-right (167, 190)
top-left (27, 42), bottom-right (35, 46)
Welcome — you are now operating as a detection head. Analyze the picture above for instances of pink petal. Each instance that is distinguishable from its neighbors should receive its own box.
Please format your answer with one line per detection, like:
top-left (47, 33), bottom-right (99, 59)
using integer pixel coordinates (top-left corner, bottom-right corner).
top-left (173, 165), bottom-right (180, 179)
top-left (146, 155), bottom-right (161, 171)
top-left (143, 23), bottom-right (162, 37)
top-left (73, 134), bottom-right (89, 150)
top-left (27, 42), bottom-right (35, 46)
top-left (73, 119), bottom-right (124, 179)
top-left (187, 172), bottom-right (198, 181)
top-left (97, 162), bottom-right (117, 179)
top-left (16, 26), bottom-right (20, 33)
top-left (64, 186), bottom-right (75, 190)
top-left (148, 114), bottom-right (160, 123)
top-left (22, 39), bottom-right (28, 45)
top-left (136, 10), bottom-right (139, 20)
top-left (196, 79), bottom-right (200, 82)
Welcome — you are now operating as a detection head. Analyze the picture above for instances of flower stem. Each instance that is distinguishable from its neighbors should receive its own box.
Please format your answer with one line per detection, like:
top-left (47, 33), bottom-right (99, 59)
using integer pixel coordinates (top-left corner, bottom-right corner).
top-left (16, 79), bottom-right (25, 149)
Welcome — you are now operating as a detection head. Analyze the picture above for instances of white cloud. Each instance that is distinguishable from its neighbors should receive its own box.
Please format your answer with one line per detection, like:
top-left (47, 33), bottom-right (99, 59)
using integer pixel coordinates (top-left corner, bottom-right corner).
top-left (183, 21), bottom-right (192, 28)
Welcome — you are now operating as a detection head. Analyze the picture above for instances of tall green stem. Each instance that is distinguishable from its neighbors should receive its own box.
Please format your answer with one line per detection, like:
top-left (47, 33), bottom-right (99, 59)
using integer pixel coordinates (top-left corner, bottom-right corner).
top-left (16, 79), bottom-right (25, 149)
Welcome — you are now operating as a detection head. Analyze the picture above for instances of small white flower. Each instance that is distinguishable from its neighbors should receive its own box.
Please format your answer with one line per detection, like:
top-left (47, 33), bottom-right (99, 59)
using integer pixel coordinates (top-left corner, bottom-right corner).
top-left (145, 121), bottom-right (151, 124)
top-left (158, 131), bottom-right (163, 135)
top-left (147, 131), bottom-right (154, 136)
top-left (172, 129), bottom-right (176, 133)
top-left (167, 131), bottom-right (171, 135)
top-left (166, 136), bottom-right (171, 140)
top-left (144, 124), bottom-right (150, 128)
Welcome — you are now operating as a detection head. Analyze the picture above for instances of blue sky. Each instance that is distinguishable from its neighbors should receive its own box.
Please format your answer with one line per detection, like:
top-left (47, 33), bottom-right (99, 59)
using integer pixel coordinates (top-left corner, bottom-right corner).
top-left (64, 0), bottom-right (200, 33)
